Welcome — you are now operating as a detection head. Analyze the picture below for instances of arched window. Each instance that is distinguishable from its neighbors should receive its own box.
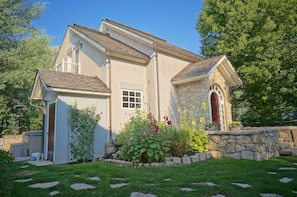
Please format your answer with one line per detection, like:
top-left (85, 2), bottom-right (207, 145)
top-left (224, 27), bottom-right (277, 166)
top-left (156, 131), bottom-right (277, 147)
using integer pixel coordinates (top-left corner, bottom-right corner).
top-left (209, 85), bottom-right (226, 131)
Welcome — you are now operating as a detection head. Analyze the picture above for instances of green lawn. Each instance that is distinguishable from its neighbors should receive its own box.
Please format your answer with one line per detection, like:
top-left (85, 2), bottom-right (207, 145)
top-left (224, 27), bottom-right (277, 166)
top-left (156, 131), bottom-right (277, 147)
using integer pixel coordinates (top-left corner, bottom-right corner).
top-left (11, 157), bottom-right (297, 197)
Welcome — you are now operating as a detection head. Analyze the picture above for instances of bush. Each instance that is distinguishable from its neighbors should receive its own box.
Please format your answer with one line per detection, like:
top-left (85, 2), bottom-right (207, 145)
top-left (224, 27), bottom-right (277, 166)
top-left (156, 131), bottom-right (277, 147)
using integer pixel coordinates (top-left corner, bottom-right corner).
top-left (0, 150), bottom-right (14, 196)
top-left (2, 128), bottom-right (17, 135)
top-left (116, 111), bottom-right (171, 164)
top-left (168, 127), bottom-right (191, 157)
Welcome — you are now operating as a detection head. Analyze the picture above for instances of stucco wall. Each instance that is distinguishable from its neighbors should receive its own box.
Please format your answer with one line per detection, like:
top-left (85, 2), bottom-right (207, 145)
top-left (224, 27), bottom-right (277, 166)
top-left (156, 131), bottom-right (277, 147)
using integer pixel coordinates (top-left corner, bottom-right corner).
top-left (157, 52), bottom-right (193, 124)
top-left (109, 58), bottom-right (148, 136)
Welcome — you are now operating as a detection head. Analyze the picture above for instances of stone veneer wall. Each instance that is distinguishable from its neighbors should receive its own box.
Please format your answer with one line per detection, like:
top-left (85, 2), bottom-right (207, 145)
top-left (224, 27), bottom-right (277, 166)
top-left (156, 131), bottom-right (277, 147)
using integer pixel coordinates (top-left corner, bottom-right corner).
top-left (207, 128), bottom-right (280, 161)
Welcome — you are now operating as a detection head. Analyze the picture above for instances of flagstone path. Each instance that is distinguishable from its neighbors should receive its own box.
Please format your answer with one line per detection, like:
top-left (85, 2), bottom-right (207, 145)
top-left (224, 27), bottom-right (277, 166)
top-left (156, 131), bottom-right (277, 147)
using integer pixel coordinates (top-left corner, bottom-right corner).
top-left (13, 162), bottom-right (296, 196)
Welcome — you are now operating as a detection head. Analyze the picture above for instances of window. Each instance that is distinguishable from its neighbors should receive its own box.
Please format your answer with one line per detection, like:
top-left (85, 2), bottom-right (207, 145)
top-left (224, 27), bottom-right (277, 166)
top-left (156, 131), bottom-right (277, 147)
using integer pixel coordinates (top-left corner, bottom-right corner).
top-left (122, 90), bottom-right (142, 109)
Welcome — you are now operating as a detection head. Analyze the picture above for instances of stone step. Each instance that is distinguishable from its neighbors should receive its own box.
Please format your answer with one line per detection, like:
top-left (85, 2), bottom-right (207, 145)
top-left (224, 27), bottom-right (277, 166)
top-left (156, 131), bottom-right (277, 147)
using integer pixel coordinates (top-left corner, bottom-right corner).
top-left (279, 147), bottom-right (297, 156)
top-left (279, 142), bottom-right (294, 150)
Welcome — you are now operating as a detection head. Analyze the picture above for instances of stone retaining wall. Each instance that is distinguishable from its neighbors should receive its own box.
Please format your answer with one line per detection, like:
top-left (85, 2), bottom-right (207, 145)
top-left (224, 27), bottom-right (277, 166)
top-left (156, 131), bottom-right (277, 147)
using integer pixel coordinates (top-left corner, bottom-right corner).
top-left (278, 126), bottom-right (297, 149)
top-left (207, 128), bottom-right (280, 161)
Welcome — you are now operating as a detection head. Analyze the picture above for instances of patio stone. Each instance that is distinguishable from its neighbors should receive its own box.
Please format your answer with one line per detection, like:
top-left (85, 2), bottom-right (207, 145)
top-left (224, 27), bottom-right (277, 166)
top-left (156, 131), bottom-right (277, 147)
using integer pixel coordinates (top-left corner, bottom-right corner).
top-left (89, 176), bottom-right (100, 181)
top-left (110, 183), bottom-right (129, 188)
top-left (29, 181), bottom-right (59, 189)
top-left (112, 177), bottom-right (128, 181)
top-left (192, 182), bottom-right (217, 186)
top-left (180, 187), bottom-right (194, 191)
top-left (278, 167), bottom-right (296, 170)
top-left (49, 191), bottom-right (60, 196)
top-left (15, 178), bottom-right (33, 183)
top-left (279, 177), bottom-right (293, 183)
top-left (71, 183), bottom-right (95, 190)
top-left (232, 182), bottom-right (251, 188)
top-left (130, 192), bottom-right (157, 197)
top-left (20, 165), bottom-right (29, 169)
top-left (260, 193), bottom-right (283, 197)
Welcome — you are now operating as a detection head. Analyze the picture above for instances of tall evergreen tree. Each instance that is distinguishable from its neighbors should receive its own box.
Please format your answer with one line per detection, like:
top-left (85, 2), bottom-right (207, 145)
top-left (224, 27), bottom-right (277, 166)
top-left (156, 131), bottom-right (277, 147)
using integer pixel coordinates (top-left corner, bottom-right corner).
top-left (0, 0), bottom-right (53, 132)
top-left (197, 0), bottom-right (297, 125)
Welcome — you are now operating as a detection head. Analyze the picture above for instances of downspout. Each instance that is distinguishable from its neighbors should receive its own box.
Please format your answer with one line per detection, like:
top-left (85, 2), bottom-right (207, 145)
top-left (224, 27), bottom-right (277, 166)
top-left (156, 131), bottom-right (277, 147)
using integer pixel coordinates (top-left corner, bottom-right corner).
top-left (105, 50), bottom-right (112, 142)
top-left (153, 43), bottom-right (161, 121)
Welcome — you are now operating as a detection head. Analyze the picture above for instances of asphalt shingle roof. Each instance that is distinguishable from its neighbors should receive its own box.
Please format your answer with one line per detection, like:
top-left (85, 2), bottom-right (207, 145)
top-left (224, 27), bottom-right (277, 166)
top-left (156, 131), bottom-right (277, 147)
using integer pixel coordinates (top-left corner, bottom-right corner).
top-left (72, 24), bottom-right (150, 61)
top-left (172, 55), bottom-right (224, 82)
top-left (104, 19), bottom-right (203, 61)
top-left (38, 69), bottom-right (111, 93)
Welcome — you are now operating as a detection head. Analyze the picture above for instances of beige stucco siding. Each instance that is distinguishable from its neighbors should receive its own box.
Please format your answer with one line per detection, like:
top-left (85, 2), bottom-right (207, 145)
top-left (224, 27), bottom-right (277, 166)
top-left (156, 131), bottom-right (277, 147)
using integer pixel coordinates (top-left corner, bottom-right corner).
top-left (110, 58), bottom-right (148, 135)
top-left (157, 52), bottom-right (192, 123)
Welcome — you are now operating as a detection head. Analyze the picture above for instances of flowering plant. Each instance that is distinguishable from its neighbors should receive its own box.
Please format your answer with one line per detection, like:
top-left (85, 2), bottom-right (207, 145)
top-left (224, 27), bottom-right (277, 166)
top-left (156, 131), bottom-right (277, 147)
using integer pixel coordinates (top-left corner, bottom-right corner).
top-left (230, 121), bottom-right (241, 126)
top-left (116, 110), bottom-right (171, 164)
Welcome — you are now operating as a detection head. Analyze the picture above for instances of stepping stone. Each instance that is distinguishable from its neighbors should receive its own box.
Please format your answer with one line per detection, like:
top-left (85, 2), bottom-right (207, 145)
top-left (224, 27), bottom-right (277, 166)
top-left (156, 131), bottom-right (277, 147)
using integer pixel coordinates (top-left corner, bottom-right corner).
top-left (89, 176), bottom-right (100, 181)
top-left (192, 182), bottom-right (217, 186)
top-left (49, 191), bottom-right (60, 196)
top-left (130, 192), bottom-right (157, 197)
top-left (292, 191), bottom-right (297, 194)
top-left (74, 175), bottom-right (80, 177)
top-left (180, 187), bottom-right (194, 191)
top-left (110, 183), bottom-right (129, 188)
top-left (15, 178), bottom-right (33, 183)
top-left (211, 194), bottom-right (226, 197)
top-left (279, 177), bottom-right (293, 183)
top-left (20, 165), bottom-right (29, 169)
top-left (268, 172), bottom-right (277, 175)
top-left (112, 177), bottom-right (128, 181)
top-left (279, 167), bottom-right (296, 170)
top-left (29, 181), bottom-right (59, 189)
top-left (260, 193), bottom-right (283, 197)
top-left (163, 178), bottom-right (170, 181)
top-left (71, 183), bottom-right (95, 190)
top-left (232, 182), bottom-right (251, 188)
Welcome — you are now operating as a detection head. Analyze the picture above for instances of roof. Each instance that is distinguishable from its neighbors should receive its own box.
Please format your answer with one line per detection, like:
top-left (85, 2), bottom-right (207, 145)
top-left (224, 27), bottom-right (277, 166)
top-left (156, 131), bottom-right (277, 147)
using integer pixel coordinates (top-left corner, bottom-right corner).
top-left (102, 19), bottom-right (203, 61)
top-left (172, 55), bottom-right (242, 86)
top-left (71, 24), bottom-right (150, 62)
top-left (38, 69), bottom-right (111, 94)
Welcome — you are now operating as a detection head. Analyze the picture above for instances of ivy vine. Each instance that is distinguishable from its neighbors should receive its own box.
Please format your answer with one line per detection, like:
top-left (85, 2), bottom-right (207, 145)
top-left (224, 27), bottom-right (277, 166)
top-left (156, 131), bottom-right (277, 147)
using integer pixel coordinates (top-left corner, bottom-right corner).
top-left (69, 103), bottom-right (100, 162)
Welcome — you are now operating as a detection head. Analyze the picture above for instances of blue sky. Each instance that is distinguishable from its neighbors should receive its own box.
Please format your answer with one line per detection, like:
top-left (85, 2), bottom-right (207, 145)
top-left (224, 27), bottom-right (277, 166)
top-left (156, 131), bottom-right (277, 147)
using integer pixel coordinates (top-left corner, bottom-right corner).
top-left (33, 0), bottom-right (204, 55)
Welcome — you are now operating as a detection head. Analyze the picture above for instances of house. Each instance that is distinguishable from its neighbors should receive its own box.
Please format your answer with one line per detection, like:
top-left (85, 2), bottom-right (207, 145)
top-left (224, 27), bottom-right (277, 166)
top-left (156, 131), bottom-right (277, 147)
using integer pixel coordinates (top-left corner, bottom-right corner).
top-left (30, 19), bottom-right (241, 164)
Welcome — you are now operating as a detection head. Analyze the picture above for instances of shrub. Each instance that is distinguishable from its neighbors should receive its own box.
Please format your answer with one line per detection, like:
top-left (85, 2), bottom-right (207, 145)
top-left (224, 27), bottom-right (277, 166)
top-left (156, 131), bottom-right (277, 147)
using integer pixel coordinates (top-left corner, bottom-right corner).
top-left (179, 103), bottom-right (209, 153)
top-left (0, 149), bottom-right (14, 196)
top-left (2, 128), bottom-right (17, 135)
top-left (69, 103), bottom-right (100, 162)
top-left (168, 128), bottom-right (191, 157)
top-left (116, 111), bottom-right (171, 164)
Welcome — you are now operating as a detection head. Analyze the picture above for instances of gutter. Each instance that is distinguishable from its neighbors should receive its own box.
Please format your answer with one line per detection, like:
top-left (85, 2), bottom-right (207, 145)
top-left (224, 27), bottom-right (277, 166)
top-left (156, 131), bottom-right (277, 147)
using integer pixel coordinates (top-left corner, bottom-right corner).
top-left (153, 43), bottom-right (161, 121)
top-left (29, 98), bottom-right (46, 115)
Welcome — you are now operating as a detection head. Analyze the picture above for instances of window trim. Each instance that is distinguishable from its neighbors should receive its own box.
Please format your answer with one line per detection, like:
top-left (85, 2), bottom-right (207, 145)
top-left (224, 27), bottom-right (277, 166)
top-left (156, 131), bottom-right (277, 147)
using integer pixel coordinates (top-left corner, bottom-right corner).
top-left (121, 89), bottom-right (142, 109)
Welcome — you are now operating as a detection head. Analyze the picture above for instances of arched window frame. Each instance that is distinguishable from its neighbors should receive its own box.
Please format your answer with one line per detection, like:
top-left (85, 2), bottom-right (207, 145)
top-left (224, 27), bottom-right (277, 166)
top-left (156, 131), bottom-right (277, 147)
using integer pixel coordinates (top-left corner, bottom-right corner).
top-left (208, 84), bottom-right (226, 131)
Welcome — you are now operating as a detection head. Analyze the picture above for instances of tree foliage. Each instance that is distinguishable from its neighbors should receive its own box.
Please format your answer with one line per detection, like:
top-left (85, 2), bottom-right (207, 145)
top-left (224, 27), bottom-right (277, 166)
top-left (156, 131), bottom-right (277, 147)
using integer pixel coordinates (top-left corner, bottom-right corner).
top-left (0, 0), bottom-right (53, 132)
top-left (197, 0), bottom-right (297, 125)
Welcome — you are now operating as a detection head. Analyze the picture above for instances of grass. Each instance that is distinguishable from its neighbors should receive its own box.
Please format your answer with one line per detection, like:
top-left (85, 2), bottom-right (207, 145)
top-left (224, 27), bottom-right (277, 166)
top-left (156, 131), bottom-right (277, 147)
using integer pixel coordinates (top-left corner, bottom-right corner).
top-left (11, 156), bottom-right (297, 197)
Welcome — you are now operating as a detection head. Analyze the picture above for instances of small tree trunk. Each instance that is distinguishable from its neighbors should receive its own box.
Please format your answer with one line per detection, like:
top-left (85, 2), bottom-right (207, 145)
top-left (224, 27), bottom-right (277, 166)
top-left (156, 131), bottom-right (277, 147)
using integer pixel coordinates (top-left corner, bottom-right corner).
top-left (261, 113), bottom-right (267, 126)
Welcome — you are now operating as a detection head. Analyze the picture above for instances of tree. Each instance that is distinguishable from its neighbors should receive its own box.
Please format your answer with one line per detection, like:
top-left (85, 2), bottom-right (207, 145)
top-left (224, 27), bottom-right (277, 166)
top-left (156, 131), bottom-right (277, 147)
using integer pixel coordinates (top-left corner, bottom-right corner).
top-left (197, 0), bottom-right (297, 125)
top-left (0, 0), bottom-right (53, 132)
